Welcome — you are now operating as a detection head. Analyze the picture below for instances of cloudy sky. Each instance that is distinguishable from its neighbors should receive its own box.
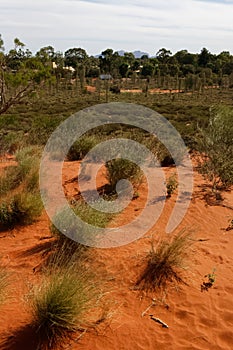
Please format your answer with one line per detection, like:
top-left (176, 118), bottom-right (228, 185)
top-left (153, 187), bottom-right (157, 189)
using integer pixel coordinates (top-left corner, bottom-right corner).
top-left (1, 0), bottom-right (233, 56)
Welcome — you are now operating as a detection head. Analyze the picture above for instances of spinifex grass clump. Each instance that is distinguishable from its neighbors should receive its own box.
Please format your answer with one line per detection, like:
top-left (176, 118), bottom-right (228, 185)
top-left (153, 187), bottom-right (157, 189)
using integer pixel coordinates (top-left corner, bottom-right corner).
top-left (0, 192), bottom-right (43, 229)
top-left (197, 106), bottom-right (233, 193)
top-left (106, 158), bottom-right (143, 194)
top-left (66, 135), bottom-right (99, 161)
top-left (15, 146), bottom-right (41, 191)
top-left (30, 257), bottom-right (102, 349)
top-left (136, 230), bottom-right (192, 291)
top-left (0, 146), bottom-right (41, 196)
top-left (50, 199), bottom-right (116, 244)
top-left (0, 146), bottom-right (43, 230)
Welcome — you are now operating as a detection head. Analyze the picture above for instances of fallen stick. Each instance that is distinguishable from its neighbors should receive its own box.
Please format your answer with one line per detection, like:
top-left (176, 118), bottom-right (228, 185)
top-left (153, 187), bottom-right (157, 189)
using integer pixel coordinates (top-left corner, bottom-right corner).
top-left (142, 300), bottom-right (156, 317)
top-left (189, 238), bottom-right (210, 242)
top-left (150, 315), bottom-right (169, 328)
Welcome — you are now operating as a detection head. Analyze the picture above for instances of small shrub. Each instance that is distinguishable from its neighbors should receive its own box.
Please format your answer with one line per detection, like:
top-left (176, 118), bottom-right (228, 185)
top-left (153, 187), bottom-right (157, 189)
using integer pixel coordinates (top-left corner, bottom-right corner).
top-left (135, 230), bottom-right (192, 291)
top-left (16, 146), bottom-right (41, 192)
top-left (201, 268), bottom-right (216, 292)
top-left (50, 200), bottom-right (115, 244)
top-left (106, 158), bottom-right (143, 193)
top-left (0, 146), bottom-right (41, 196)
top-left (0, 146), bottom-right (42, 230)
top-left (197, 106), bottom-right (233, 192)
top-left (0, 165), bottom-right (22, 196)
top-left (15, 145), bottom-right (42, 163)
top-left (66, 136), bottom-right (98, 161)
top-left (30, 264), bottom-right (100, 349)
top-left (0, 130), bottom-right (25, 156)
top-left (0, 192), bottom-right (43, 230)
top-left (74, 200), bottom-right (115, 227)
top-left (166, 173), bottom-right (178, 198)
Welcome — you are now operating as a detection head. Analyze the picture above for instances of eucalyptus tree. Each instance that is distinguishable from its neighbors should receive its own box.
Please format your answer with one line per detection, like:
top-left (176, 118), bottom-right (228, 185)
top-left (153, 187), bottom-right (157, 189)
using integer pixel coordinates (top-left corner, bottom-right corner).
top-left (6, 38), bottom-right (32, 70)
top-left (36, 46), bottom-right (55, 64)
top-left (64, 47), bottom-right (88, 90)
top-left (0, 36), bottom-right (52, 115)
top-left (156, 48), bottom-right (172, 63)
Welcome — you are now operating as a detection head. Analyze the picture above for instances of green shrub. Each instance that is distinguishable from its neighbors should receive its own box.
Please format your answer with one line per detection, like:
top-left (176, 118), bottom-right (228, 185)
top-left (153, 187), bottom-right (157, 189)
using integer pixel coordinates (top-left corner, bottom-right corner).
top-left (166, 173), bottom-right (178, 197)
top-left (30, 264), bottom-right (100, 349)
top-left (197, 106), bottom-right (233, 192)
top-left (0, 146), bottom-right (42, 230)
top-left (0, 165), bottom-right (21, 196)
top-left (67, 136), bottom-right (98, 161)
top-left (106, 158), bottom-right (143, 193)
top-left (0, 146), bottom-right (41, 196)
top-left (50, 200), bottom-right (115, 244)
top-left (0, 192), bottom-right (43, 229)
top-left (16, 146), bottom-right (41, 191)
top-left (0, 130), bottom-right (25, 156)
top-left (135, 230), bottom-right (192, 291)
top-left (74, 200), bottom-right (115, 227)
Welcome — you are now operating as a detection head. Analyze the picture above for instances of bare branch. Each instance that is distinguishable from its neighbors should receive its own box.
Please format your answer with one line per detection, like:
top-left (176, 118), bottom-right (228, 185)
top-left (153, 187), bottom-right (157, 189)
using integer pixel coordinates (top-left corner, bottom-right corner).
top-left (0, 83), bottom-right (33, 115)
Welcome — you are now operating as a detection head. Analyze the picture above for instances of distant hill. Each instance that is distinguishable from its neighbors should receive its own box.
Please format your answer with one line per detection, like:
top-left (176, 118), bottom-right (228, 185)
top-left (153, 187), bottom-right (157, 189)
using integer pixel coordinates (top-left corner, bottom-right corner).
top-left (95, 50), bottom-right (149, 58)
top-left (132, 50), bottom-right (149, 58)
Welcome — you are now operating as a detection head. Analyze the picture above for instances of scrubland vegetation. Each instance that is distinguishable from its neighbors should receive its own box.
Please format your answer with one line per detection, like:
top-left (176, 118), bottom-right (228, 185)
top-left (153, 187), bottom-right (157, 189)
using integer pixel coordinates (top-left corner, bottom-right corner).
top-left (0, 35), bottom-right (233, 349)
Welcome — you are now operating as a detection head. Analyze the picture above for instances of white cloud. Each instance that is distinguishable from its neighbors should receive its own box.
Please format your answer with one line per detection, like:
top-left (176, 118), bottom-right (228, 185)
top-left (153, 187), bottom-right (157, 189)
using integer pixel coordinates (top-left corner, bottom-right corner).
top-left (0, 0), bottom-right (233, 55)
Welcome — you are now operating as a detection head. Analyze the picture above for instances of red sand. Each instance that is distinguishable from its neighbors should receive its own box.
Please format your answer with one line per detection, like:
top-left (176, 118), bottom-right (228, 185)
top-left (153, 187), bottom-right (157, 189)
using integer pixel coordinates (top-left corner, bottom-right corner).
top-left (85, 85), bottom-right (183, 94)
top-left (0, 160), bottom-right (233, 349)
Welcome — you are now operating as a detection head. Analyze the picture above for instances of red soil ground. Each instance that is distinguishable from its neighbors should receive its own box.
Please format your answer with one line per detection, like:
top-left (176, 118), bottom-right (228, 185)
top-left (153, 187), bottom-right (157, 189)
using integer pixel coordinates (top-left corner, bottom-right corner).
top-left (0, 159), bottom-right (232, 350)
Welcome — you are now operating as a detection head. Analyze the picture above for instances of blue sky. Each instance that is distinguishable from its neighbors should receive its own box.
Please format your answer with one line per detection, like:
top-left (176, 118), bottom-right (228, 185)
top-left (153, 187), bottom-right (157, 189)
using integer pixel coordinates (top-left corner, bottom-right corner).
top-left (1, 0), bottom-right (233, 55)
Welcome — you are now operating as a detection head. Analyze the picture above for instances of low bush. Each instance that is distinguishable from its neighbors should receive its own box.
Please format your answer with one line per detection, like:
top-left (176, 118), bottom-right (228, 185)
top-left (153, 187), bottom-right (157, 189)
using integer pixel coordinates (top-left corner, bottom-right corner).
top-left (50, 200), bottom-right (115, 244)
top-left (0, 165), bottom-right (22, 196)
top-left (197, 106), bottom-right (233, 192)
top-left (66, 136), bottom-right (98, 161)
top-left (0, 192), bottom-right (43, 230)
top-left (166, 173), bottom-right (178, 198)
top-left (106, 158), bottom-right (143, 194)
top-left (135, 230), bottom-right (192, 291)
top-left (15, 146), bottom-right (41, 192)
top-left (0, 130), bottom-right (25, 156)
top-left (30, 262), bottom-right (101, 349)
top-left (0, 146), bottom-right (43, 230)
top-left (0, 146), bottom-right (41, 196)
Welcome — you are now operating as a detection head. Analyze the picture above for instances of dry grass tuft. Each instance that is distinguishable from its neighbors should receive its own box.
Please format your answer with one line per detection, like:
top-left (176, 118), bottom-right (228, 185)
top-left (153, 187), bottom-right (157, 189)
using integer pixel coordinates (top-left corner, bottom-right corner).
top-left (136, 230), bottom-right (193, 291)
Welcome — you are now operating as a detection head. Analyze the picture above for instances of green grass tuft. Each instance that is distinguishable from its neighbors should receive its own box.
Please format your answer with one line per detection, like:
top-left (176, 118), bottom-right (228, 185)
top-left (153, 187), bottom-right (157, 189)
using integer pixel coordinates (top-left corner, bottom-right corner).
top-left (50, 200), bottom-right (115, 244)
top-left (0, 192), bottom-right (43, 230)
top-left (30, 262), bottom-right (102, 349)
top-left (106, 158), bottom-right (143, 194)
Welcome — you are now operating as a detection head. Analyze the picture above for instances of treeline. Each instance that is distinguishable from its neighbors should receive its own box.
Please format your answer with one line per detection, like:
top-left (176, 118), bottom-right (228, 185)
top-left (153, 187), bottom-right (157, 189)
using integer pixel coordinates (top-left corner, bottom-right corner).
top-left (1, 34), bottom-right (233, 115)
top-left (2, 36), bottom-right (233, 80)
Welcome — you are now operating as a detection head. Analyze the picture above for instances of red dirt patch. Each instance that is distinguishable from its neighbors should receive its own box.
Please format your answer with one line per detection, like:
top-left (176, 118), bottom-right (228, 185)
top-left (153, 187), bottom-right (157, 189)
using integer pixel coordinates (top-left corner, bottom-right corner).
top-left (0, 160), bottom-right (232, 349)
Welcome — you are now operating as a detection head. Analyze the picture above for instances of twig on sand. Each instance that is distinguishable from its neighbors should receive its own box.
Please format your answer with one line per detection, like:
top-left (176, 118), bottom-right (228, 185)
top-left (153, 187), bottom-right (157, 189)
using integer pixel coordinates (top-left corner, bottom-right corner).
top-left (39, 236), bottom-right (53, 240)
top-left (189, 238), bottom-right (210, 242)
top-left (141, 298), bottom-right (156, 317)
top-left (150, 315), bottom-right (169, 328)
